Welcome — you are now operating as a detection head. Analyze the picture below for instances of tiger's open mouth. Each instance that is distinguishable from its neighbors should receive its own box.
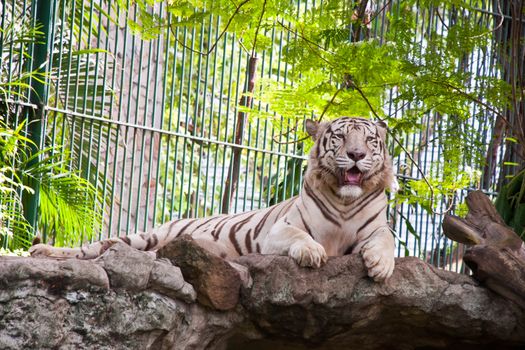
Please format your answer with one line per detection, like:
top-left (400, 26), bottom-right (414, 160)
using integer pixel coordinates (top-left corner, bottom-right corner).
top-left (340, 167), bottom-right (363, 186)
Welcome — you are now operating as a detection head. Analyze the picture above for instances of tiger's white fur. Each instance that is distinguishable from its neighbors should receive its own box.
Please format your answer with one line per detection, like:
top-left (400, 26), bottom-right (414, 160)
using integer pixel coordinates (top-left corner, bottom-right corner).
top-left (30, 117), bottom-right (398, 281)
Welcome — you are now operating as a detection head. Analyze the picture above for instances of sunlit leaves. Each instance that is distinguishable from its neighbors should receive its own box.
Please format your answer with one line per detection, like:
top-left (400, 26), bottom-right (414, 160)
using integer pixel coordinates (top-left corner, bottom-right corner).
top-left (120, 0), bottom-right (510, 219)
top-left (1, 2), bottom-right (110, 252)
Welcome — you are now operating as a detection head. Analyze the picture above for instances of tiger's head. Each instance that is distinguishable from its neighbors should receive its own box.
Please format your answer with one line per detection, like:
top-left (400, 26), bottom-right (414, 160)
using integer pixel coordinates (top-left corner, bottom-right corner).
top-left (305, 117), bottom-right (396, 198)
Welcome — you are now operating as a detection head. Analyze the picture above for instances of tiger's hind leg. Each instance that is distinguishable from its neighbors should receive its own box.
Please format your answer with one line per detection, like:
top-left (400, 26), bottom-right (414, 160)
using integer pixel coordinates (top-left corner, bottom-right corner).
top-left (29, 238), bottom-right (121, 259)
top-left (29, 230), bottom-right (158, 259)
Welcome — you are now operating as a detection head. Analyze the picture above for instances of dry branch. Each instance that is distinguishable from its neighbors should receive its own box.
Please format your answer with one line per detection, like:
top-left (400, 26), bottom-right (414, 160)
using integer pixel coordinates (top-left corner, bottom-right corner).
top-left (443, 190), bottom-right (525, 309)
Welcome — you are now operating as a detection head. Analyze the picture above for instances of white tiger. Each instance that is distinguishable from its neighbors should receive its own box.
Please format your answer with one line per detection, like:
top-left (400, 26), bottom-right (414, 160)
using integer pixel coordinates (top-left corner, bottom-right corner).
top-left (30, 117), bottom-right (398, 282)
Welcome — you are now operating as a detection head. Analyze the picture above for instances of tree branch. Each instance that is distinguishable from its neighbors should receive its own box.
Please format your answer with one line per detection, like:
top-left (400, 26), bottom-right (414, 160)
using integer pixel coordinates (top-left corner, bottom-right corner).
top-left (170, 0), bottom-right (251, 57)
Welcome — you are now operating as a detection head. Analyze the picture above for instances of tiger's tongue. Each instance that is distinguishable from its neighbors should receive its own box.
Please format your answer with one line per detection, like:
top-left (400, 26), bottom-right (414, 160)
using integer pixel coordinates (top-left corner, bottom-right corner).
top-left (344, 169), bottom-right (362, 185)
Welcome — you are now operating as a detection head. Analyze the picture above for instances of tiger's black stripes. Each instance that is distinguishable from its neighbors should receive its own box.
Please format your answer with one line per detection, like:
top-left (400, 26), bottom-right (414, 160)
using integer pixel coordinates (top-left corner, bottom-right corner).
top-left (194, 215), bottom-right (223, 232)
top-left (225, 212), bottom-right (258, 255)
top-left (303, 180), bottom-right (341, 227)
top-left (245, 229), bottom-right (253, 253)
top-left (356, 205), bottom-right (387, 236)
top-left (347, 188), bottom-right (381, 211)
top-left (175, 219), bottom-right (198, 238)
top-left (211, 215), bottom-right (235, 241)
top-left (322, 136), bottom-right (329, 153)
top-left (229, 212), bottom-right (258, 237)
top-left (315, 183), bottom-right (341, 213)
top-left (298, 207), bottom-right (313, 237)
top-left (342, 189), bottom-right (382, 220)
top-left (121, 237), bottom-right (132, 245)
top-left (165, 219), bottom-right (183, 240)
top-left (275, 198), bottom-right (296, 219)
top-left (358, 227), bottom-right (383, 248)
top-left (144, 233), bottom-right (159, 251)
top-left (253, 203), bottom-right (280, 239)
top-left (229, 230), bottom-right (243, 256)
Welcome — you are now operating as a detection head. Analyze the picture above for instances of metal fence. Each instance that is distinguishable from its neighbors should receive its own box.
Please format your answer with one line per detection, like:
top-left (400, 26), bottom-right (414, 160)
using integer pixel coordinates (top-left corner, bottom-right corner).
top-left (1, 0), bottom-right (519, 270)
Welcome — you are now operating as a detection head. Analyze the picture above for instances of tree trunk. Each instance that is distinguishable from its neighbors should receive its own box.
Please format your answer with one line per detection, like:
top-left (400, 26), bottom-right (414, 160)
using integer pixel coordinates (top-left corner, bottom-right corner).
top-left (221, 56), bottom-right (258, 214)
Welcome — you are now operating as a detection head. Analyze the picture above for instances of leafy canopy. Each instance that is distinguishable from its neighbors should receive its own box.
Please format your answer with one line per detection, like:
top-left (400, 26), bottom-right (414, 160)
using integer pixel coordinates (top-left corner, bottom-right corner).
top-left (123, 0), bottom-right (509, 213)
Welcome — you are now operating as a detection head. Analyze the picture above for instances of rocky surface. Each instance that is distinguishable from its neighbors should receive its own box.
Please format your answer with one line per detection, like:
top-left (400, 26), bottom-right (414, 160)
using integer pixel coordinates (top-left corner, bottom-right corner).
top-left (0, 236), bottom-right (524, 350)
top-left (158, 235), bottom-right (243, 310)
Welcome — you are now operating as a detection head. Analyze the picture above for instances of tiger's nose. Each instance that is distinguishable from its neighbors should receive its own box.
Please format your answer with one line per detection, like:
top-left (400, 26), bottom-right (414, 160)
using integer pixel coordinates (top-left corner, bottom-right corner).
top-left (348, 151), bottom-right (366, 161)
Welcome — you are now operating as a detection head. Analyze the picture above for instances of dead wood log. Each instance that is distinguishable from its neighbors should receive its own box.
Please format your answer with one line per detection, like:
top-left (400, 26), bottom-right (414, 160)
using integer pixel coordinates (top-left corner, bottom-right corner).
top-left (443, 190), bottom-right (525, 309)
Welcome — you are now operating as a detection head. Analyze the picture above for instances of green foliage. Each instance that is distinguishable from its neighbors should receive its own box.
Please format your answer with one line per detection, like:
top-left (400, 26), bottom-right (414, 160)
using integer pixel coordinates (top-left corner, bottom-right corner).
top-left (0, 119), bottom-right (103, 251)
top-left (0, 2), bottom-right (107, 252)
top-left (0, 121), bottom-right (33, 248)
top-left (122, 0), bottom-right (508, 136)
top-left (119, 0), bottom-right (511, 221)
top-left (495, 169), bottom-right (525, 240)
top-left (33, 150), bottom-right (103, 247)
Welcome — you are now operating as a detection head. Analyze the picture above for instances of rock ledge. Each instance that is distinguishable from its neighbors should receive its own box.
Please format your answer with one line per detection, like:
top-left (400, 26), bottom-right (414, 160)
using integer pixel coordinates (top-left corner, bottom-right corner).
top-left (0, 237), bottom-right (523, 350)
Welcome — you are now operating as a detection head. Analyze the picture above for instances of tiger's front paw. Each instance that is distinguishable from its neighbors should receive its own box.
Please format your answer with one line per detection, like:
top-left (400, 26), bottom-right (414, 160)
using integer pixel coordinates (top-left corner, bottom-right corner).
top-left (29, 243), bottom-right (55, 257)
top-left (289, 240), bottom-right (328, 268)
top-left (361, 240), bottom-right (395, 282)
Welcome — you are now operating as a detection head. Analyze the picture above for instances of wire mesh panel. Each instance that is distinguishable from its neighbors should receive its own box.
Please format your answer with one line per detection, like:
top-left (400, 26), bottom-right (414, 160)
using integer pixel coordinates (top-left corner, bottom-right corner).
top-left (35, 0), bottom-right (309, 240)
top-left (1, 0), bottom-right (522, 271)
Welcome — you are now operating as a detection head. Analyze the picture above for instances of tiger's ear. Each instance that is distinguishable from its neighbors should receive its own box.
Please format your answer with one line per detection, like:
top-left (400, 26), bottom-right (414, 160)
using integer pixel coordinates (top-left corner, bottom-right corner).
top-left (305, 119), bottom-right (320, 140)
top-left (375, 120), bottom-right (388, 140)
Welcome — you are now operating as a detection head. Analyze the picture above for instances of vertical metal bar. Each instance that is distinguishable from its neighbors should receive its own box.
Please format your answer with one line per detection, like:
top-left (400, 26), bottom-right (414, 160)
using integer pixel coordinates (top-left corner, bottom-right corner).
top-left (201, 14), bottom-right (217, 217)
top-left (217, 34), bottom-right (236, 213)
top-left (63, 0), bottom-right (77, 169)
top-left (145, 3), bottom-right (166, 231)
top-left (170, 24), bottom-right (187, 219)
top-left (196, 13), bottom-right (213, 218)
top-left (162, 18), bottom-right (178, 221)
top-left (93, 0), bottom-right (110, 239)
top-left (136, 3), bottom-right (159, 232)
top-left (57, 0), bottom-right (70, 167)
top-left (117, 1), bottom-right (138, 235)
top-left (179, 21), bottom-right (195, 218)
top-left (210, 17), bottom-right (227, 213)
top-left (168, 24), bottom-right (184, 220)
top-left (188, 12), bottom-right (206, 219)
top-left (23, 0), bottom-right (53, 231)
top-left (112, 0), bottom-right (136, 236)
top-left (126, 5), bottom-right (145, 234)
top-left (47, 0), bottom-right (62, 165)
top-left (106, 1), bottom-right (124, 238)
top-left (153, 7), bottom-right (171, 228)
top-left (210, 16), bottom-right (224, 215)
